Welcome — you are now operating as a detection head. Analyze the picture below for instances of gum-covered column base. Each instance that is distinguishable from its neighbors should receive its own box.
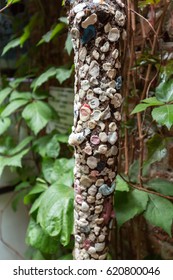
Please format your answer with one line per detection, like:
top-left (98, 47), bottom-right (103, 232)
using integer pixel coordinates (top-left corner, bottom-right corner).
top-left (66, 0), bottom-right (126, 260)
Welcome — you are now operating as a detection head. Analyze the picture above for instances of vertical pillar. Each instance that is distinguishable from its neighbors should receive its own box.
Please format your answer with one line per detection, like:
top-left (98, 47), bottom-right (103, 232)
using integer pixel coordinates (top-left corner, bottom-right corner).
top-left (67, 0), bottom-right (126, 260)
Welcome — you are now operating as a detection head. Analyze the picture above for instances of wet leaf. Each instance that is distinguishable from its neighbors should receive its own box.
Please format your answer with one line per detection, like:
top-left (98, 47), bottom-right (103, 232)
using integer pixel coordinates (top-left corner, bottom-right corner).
top-left (144, 194), bottom-right (173, 236)
top-left (152, 105), bottom-right (173, 129)
top-left (115, 189), bottom-right (148, 227)
top-left (37, 183), bottom-right (74, 246)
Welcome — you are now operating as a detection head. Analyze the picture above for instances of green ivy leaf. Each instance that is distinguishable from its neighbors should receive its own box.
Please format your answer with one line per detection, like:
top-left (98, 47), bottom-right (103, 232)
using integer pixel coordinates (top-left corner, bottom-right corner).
top-left (116, 175), bottom-right (129, 192)
top-left (152, 105), bottom-right (173, 129)
top-left (7, 136), bottom-right (33, 156)
top-left (26, 218), bottom-right (58, 254)
top-left (14, 181), bottom-right (30, 192)
top-left (144, 194), bottom-right (173, 236)
top-left (145, 178), bottom-right (173, 196)
top-left (0, 118), bottom-right (11, 135)
top-left (33, 135), bottom-right (52, 157)
top-left (9, 77), bottom-right (30, 88)
top-left (10, 91), bottom-right (32, 101)
top-left (20, 14), bottom-right (37, 46)
top-left (0, 148), bottom-right (29, 177)
top-left (37, 22), bottom-right (65, 45)
top-left (142, 97), bottom-right (164, 105)
top-left (55, 134), bottom-right (69, 143)
top-left (29, 193), bottom-right (45, 215)
top-left (155, 79), bottom-right (173, 102)
top-left (56, 67), bottom-right (73, 84)
top-left (115, 189), bottom-right (149, 227)
top-left (22, 101), bottom-right (53, 135)
top-left (131, 97), bottom-right (164, 114)
top-left (2, 38), bottom-right (21, 56)
top-left (31, 67), bottom-right (57, 91)
top-left (144, 134), bottom-right (167, 167)
top-left (42, 157), bottom-right (74, 186)
top-left (1, 99), bottom-right (29, 118)
top-left (0, 88), bottom-right (12, 104)
top-left (42, 158), bottom-right (54, 183)
top-left (46, 135), bottom-right (60, 158)
top-left (24, 181), bottom-right (48, 205)
top-left (131, 103), bottom-right (152, 114)
top-left (7, 0), bottom-right (21, 3)
top-left (51, 158), bottom-right (74, 186)
top-left (65, 33), bottom-right (73, 55)
top-left (37, 183), bottom-right (74, 246)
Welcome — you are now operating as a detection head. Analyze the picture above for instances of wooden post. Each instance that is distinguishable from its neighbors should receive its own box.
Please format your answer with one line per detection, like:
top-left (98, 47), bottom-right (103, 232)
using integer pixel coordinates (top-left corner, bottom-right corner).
top-left (66, 0), bottom-right (126, 260)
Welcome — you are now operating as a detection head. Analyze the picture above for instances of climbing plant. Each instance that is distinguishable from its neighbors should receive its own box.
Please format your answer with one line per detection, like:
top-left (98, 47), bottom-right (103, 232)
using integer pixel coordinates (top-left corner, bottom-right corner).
top-left (0, 0), bottom-right (173, 259)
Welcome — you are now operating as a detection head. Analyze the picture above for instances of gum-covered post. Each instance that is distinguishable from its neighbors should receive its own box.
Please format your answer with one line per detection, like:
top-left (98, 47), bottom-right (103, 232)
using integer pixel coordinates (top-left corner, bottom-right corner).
top-left (66, 0), bottom-right (126, 260)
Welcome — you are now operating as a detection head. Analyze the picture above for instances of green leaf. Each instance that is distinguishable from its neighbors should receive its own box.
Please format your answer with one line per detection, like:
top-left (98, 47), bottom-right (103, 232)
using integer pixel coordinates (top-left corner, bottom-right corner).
top-left (24, 181), bottom-right (48, 205)
top-left (10, 91), bottom-right (32, 101)
top-left (131, 97), bottom-right (164, 114)
top-left (0, 118), bottom-right (11, 135)
top-left (145, 178), bottom-right (173, 196)
top-left (144, 194), bottom-right (173, 236)
top-left (37, 22), bottom-right (65, 45)
top-left (46, 135), bottom-right (60, 158)
top-left (2, 38), bottom-right (21, 56)
top-left (115, 190), bottom-right (148, 227)
top-left (116, 175), bottom-right (129, 192)
top-left (156, 79), bottom-right (173, 102)
top-left (1, 99), bottom-right (29, 118)
top-left (9, 77), bottom-right (30, 88)
top-left (7, 0), bottom-right (21, 3)
top-left (29, 193), bottom-right (45, 214)
top-left (42, 158), bottom-right (54, 183)
top-left (33, 135), bottom-right (52, 157)
top-left (131, 103), bottom-right (151, 114)
top-left (0, 88), bottom-right (12, 104)
top-left (115, 189), bottom-right (149, 227)
top-left (55, 134), bottom-right (69, 143)
top-left (142, 97), bottom-right (164, 105)
top-left (56, 67), bottom-right (73, 84)
top-left (22, 101), bottom-right (53, 135)
top-left (42, 157), bottom-right (74, 186)
top-left (51, 158), bottom-right (74, 185)
top-left (31, 68), bottom-right (57, 91)
top-left (26, 218), bottom-right (58, 254)
top-left (6, 136), bottom-right (33, 156)
top-left (144, 134), bottom-right (167, 167)
top-left (20, 14), bottom-right (37, 46)
top-left (14, 181), bottom-right (30, 192)
top-left (65, 33), bottom-right (73, 55)
top-left (37, 183), bottom-right (74, 246)
top-left (152, 105), bottom-right (173, 129)
top-left (0, 148), bottom-right (29, 177)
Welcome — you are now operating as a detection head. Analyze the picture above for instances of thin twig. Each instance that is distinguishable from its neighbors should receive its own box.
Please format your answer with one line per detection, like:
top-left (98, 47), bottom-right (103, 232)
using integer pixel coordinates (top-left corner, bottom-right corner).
top-left (129, 8), bottom-right (157, 35)
top-left (119, 174), bottom-right (173, 201)
top-left (0, 0), bottom-right (14, 13)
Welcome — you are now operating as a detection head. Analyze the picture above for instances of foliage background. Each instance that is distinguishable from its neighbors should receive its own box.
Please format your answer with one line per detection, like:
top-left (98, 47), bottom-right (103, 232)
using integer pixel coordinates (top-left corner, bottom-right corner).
top-left (0, 0), bottom-right (173, 259)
